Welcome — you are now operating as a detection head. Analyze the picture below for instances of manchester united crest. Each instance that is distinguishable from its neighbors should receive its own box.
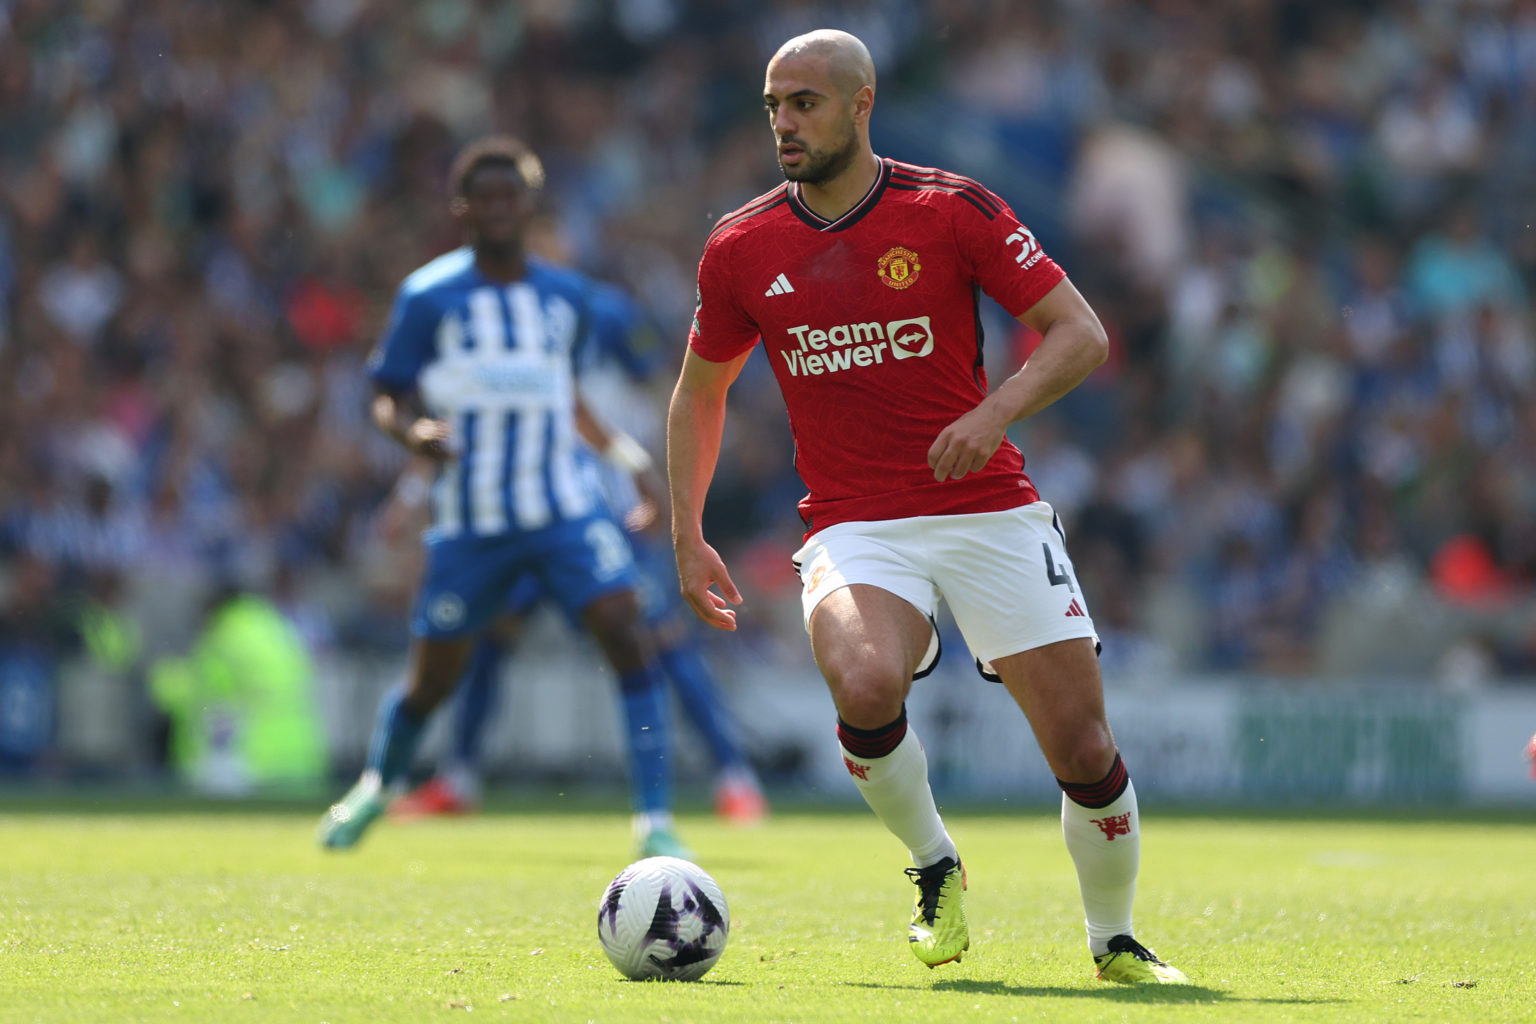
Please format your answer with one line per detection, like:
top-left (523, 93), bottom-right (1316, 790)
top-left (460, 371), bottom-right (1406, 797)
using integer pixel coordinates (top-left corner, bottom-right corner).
top-left (877, 246), bottom-right (921, 290)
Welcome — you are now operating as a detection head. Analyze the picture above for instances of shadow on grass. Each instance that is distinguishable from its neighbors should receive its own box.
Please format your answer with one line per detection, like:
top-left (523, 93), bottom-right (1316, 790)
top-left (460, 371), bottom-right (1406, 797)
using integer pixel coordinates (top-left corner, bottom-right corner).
top-left (844, 979), bottom-right (1342, 1005)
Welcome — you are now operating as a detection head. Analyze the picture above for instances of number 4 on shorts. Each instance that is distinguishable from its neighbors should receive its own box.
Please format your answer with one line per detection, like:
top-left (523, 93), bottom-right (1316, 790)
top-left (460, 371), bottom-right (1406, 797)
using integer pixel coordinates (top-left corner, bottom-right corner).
top-left (1041, 543), bottom-right (1076, 593)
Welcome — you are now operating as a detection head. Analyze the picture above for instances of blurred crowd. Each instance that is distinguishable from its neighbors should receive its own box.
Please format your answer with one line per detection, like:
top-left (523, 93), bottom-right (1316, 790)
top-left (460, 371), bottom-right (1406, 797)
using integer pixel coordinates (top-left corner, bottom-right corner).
top-left (2, 0), bottom-right (1535, 775)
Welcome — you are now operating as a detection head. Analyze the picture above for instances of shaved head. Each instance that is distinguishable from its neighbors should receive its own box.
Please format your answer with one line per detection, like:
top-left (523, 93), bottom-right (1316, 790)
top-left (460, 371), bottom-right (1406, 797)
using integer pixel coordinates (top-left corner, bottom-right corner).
top-left (769, 29), bottom-right (875, 101)
top-left (763, 29), bottom-right (879, 195)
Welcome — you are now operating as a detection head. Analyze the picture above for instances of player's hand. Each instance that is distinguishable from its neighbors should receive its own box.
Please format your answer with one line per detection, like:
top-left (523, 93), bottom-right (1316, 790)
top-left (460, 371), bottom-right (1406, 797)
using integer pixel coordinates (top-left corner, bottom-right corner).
top-left (624, 469), bottom-right (668, 536)
top-left (928, 403), bottom-right (1010, 481)
top-left (622, 498), bottom-right (661, 534)
top-left (405, 417), bottom-right (454, 461)
top-left (675, 537), bottom-right (743, 632)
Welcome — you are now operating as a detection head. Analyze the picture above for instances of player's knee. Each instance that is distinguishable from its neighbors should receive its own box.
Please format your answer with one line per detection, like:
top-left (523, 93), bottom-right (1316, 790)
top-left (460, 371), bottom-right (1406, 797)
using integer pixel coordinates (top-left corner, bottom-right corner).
top-left (1051, 726), bottom-right (1118, 783)
top-left (822, 661), bottom-right (906, 729)
top-left (583, 590), bottom-right (639, 631)
top-left (405, 673), bottom-right (457, 713)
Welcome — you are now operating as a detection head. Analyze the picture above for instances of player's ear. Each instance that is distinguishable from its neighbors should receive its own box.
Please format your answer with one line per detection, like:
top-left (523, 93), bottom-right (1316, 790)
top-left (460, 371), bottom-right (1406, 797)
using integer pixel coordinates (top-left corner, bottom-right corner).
top-left (851, 85), bottom-right (874, 126)
top-left (449, 196), bottom-right (469, 218)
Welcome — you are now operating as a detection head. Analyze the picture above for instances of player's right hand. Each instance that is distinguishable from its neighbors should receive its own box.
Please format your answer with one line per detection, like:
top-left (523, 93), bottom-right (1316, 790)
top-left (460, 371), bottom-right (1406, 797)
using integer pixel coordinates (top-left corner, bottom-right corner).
top-left (405, 417), bottom-right (454, 461)
top-left (675, 538), bottom-right (743, 632)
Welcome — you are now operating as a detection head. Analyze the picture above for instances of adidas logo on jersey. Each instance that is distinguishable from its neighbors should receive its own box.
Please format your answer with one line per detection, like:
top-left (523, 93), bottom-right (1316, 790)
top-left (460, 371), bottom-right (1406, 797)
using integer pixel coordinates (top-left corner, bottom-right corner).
top-left (765, 273), bottom-right (795, 296)
top-left (778, 316), bottom-right (933, 377)
top-left (1065, 599), bottom-right (1086, 617)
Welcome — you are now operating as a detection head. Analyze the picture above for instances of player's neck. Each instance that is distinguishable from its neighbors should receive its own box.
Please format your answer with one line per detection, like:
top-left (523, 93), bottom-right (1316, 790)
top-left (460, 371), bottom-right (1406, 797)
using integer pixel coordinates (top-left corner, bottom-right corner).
top-left (473, 242), bottom-right (526, 282)
top-left (796, 150), bottom-right (882, 222)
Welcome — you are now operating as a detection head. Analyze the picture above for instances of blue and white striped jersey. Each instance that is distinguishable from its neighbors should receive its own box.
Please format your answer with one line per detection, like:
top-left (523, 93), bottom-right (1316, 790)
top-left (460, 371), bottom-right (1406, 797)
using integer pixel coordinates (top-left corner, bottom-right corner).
top-left (367, 248), bottom-right (600, 538)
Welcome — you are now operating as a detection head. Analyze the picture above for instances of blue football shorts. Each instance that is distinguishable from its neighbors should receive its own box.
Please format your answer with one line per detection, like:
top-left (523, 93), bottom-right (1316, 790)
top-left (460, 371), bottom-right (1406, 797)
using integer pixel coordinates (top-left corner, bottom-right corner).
top-left (412, 513), bottom-right (639, 638)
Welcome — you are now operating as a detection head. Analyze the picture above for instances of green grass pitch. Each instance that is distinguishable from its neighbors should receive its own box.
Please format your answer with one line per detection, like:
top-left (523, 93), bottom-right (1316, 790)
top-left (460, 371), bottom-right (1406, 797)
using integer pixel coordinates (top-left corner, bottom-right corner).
top-left (2, 797), bottom-right (1532, 1023)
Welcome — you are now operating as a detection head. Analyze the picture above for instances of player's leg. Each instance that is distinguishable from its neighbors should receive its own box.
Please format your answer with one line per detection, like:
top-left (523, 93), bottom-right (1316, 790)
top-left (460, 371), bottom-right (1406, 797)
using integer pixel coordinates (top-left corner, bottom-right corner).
top-left (807, 582), bottom-right (967, 967)
top-left (992, 640), bottom-right (1184, 983)
top-left (317, 634), bottom-right (476, 847)
top-left (940, 504), bottom-right (1185, 983)
top-left (630, 532), bottom-right (766, 821)
top-left (581, 587), bottom-right (690, 858)
top-left (318, 535), bottom-right (507, 849)
top-left (393, 600), bottom-right (533, 818)
top-left (547, 514), bottom-right (687, 859)
top-left (444, 633), bottom-right (504, 802)
top-left (810, 584), bottom-right (949, 858)
top-left (990, 641), bottom-right (1135, 944)
top-left (391, 631), bottom-right (508, 818)
top-left (649, 615), bottom-right (767, 823)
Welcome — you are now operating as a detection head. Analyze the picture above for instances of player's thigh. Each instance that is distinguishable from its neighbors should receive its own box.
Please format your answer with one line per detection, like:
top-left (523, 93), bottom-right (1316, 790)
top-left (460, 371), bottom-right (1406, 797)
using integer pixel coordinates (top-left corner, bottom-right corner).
top-left (407, 633), bottom-right (480, 705)
top-left (625, 529), bottom-right (681, 632)
top-left (992, 637), bottom-right (1116, 782)
top-left (414, 535), bottom-right (529, 640)
top-left (536, 514), bottom-right (643, 622)
top-left (808, 584), bottom-right (932, 726)
top-left (930, 503), bottom-right (1098, 667)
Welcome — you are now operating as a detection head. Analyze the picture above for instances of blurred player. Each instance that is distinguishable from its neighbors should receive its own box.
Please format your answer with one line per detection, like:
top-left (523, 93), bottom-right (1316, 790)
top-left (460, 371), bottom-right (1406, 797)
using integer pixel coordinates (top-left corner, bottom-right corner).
top-left (388, 285), bottom-right (767, 821)
top-left (316, 135), bottom-right (689, 859)
top-left (667, 30), bottom-right (1187, 982)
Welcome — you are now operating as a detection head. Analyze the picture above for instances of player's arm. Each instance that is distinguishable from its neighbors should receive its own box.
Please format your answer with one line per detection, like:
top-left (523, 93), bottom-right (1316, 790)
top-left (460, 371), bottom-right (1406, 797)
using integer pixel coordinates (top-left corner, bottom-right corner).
top-left (371, 387), bottom-right (453, 462)
top-left (574, 399), bottom-right (655, 476)
top-left (667, 347), bottom-right (752, 631)
top-left (574, 397), bottom-right (664, 532)
top-left (379, 455), bottom-right (435, 545)
top-left (928, 277), bottom-right (1108, 481)
top-left (369, 285), bottom-right (453, 462)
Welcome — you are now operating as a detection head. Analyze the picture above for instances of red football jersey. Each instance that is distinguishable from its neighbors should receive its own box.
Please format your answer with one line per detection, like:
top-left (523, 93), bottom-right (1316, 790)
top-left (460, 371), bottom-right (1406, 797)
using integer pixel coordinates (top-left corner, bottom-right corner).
top-left (689, 158), bottom-right (1066, 536)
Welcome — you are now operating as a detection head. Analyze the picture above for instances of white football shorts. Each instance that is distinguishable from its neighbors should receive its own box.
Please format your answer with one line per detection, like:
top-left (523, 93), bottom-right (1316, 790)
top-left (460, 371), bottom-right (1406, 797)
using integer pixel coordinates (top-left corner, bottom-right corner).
top-left (791, 502), bottom-right (1099, 676)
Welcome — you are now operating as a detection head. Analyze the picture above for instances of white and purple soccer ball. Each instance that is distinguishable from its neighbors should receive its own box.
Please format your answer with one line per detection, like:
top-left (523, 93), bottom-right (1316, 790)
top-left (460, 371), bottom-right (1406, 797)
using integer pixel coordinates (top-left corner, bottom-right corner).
top-left (597, 856), bottom-right (729, 981)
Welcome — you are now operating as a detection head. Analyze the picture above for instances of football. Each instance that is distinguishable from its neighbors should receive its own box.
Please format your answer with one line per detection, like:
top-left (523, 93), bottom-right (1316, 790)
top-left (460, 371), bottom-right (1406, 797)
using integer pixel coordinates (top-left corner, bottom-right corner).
top-left (597, 856), bottom-right (730, 981)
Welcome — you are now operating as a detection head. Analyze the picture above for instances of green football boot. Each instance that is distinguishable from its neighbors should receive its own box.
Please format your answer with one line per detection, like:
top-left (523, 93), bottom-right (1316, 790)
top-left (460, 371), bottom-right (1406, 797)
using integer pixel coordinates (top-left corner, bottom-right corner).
top-left (1093, 934), bottom-right (1189, 984)
top-left (316, 775), bottom-right (387, 850)
top-left (905, 856), bottom-right (968, 967)
top-left (636, 826), bottom-right (695, 862)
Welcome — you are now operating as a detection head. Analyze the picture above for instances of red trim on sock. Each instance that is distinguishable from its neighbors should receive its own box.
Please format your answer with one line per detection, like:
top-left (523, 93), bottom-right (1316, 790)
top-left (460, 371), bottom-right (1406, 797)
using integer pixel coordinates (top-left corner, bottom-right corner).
top-left (1058, 752), bottom-right (1129, 809)
top-left (837, 710), bottom-right (908, 760)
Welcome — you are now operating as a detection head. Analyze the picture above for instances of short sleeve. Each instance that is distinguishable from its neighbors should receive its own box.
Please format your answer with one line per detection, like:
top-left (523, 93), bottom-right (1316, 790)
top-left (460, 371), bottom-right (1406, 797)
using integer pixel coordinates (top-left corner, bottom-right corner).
top-left (367, 285), bottom-right (439, 391)
top-left (686, 233), bottom-right (761, 363)
top-left (954, 187), bottom-right (1067, 319)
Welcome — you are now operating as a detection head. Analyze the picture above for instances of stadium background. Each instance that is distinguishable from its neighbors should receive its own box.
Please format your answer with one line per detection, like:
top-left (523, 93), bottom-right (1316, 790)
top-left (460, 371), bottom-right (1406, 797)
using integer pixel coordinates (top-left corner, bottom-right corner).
top-left (1, 0), bottom-right (1533, 805)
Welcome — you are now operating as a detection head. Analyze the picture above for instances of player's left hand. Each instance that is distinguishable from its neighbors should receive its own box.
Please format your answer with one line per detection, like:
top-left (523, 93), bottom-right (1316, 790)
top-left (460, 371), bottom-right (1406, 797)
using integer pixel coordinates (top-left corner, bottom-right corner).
top-left (928, 404), bottom-right (1010, 481)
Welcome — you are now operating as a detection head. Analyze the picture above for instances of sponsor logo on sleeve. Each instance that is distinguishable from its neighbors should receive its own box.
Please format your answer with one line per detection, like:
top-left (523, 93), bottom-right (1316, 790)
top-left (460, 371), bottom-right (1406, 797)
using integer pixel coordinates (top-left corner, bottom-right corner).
top-left (1005, 227), bottom-right (1047, 270)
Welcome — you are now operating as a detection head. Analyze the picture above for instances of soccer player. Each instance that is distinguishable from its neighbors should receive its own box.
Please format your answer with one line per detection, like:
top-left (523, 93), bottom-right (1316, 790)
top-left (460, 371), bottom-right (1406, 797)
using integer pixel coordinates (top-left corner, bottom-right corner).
top-left (667, 30), bottom-right (1187, 983)
top-left (386, 278), bottom-right (767, 824)
top-left (389, 433), bottom-right (768, 820)
top-left (316, 135), bottom-right (688, 859)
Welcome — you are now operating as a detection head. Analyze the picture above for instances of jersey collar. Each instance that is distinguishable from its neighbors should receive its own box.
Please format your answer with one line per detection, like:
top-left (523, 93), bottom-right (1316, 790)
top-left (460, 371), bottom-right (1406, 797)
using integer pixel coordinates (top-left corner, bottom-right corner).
top-left (787, 157), bottom-right (891, 232)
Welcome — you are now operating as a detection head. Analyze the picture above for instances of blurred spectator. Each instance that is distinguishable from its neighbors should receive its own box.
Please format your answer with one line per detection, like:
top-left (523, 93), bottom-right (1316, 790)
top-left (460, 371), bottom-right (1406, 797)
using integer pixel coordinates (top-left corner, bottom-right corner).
top-left (148, 582), bottom-right (328, 796)
top-left (1405, 204), bottom-right (1527, 322)
top-left (0, 555), bottom-right (72, 776)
